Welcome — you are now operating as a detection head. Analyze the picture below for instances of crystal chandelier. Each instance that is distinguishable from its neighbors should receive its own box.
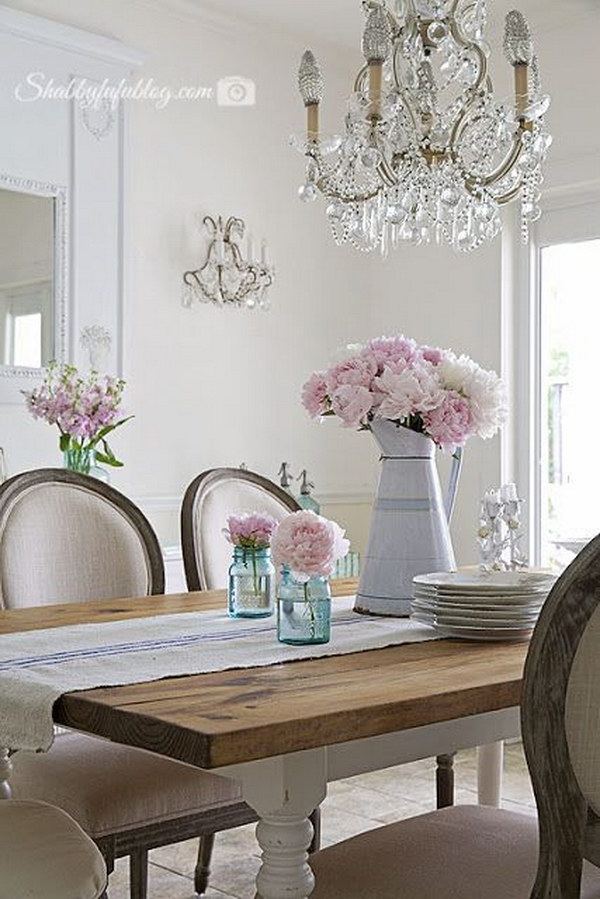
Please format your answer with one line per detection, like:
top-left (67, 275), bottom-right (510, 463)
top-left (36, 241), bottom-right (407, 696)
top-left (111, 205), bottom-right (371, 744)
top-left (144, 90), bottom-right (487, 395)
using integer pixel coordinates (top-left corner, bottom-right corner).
top-left (294, 0), bottom-right (551, 253)
top-left (182, 215), bottom-right (274, 310)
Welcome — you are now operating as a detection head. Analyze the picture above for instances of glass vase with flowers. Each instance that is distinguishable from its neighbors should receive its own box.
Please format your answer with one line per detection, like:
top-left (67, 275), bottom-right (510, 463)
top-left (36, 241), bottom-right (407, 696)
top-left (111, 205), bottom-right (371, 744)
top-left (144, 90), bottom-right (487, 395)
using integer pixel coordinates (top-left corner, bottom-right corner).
top-left (272, 510), bottom-right (349, 645)
top-left (23, 362), bottom-right (132, 477)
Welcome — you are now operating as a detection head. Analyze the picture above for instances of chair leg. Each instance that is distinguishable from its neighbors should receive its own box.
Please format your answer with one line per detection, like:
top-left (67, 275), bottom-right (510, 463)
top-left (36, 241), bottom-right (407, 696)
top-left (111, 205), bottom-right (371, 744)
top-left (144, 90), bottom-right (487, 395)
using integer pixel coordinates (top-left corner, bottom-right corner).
top-left (129, 849), bottom-right (149, 899)
top-left (195, 833), bottom-right (216, 896)
top-left (308, 807), bottom-right (321, 853)
top-left (436, 752), bottom-right (456, 808)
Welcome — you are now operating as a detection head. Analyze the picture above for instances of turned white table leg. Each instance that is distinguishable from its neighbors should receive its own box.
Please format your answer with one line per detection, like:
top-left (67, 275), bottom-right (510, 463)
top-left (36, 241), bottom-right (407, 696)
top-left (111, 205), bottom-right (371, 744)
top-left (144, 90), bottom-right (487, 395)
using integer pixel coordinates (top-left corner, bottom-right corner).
top-left (477, 741), bottom-right (504, 807)
top-left (233, 748), bottom-right (327, 899)
top-left (0, 748), bottom-right (13, 799)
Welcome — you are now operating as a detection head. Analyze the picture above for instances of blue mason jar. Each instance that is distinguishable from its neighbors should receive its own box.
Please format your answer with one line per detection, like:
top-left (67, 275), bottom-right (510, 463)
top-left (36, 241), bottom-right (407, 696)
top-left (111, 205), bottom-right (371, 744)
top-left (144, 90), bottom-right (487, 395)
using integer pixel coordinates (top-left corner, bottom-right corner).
top-left (277, 567), bottom-right (331, 645)
top-left (228, 547), bottom-right (275, 618)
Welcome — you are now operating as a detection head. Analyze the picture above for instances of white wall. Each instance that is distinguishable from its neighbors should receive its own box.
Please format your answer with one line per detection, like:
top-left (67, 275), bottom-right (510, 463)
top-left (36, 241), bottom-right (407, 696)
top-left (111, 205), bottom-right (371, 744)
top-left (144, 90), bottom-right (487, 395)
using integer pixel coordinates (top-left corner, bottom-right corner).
top-left (1, 0), bottom-right (598, 566)
top-left (0, 0), bottom-right (375, 548)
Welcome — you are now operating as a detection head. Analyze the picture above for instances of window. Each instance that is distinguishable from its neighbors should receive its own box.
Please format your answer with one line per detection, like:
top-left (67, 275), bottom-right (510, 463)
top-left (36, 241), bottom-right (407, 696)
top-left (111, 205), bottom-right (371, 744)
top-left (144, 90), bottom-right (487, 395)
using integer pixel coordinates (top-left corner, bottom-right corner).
top-left (539, 238), bottom-right (600, 567)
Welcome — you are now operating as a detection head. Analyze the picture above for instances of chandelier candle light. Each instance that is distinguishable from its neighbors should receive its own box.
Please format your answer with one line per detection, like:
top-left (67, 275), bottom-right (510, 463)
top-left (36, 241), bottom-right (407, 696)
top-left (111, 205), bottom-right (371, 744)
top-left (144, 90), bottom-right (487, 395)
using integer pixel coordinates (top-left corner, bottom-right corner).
top-left (183, 215), bottom-right (275, 309)
top-left (294, 1), bottom-right (551, 253)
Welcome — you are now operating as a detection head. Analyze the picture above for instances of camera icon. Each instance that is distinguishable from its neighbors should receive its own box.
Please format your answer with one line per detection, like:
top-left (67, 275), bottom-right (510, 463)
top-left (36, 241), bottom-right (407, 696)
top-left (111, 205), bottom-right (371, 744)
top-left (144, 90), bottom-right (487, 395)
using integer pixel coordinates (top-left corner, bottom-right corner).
top-left (217, 76), bottom-right (256, 107)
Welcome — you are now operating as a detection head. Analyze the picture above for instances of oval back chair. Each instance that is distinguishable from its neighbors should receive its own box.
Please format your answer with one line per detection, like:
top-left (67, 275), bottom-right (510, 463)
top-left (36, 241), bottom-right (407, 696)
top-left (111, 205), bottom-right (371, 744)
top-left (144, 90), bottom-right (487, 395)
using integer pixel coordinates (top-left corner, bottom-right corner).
top-left (181, 467), bottom-right (300, 591)
top-left (0, 469), bottom-right (255, 899)
top-left (309, 537), bottom-right (600, 898)
top-left (0, 468), bottom-right (163, 609)
top-left (0, 799), bottom-right (108, 899)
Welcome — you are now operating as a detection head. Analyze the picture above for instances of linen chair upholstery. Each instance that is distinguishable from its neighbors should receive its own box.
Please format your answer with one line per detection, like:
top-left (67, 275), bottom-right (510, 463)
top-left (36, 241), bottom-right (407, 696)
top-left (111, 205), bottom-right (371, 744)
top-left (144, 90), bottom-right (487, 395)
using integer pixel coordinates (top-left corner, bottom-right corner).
top-left (181, 467), bottom-right (300, 591)
top-left (0, 473), bottom-right (157, 609)
top-left (310, 535), bottom-right (600, 899)
top-left (0, 469), bottom-right (255, 899)
top-left (0, 799), bottom-right (107, 899)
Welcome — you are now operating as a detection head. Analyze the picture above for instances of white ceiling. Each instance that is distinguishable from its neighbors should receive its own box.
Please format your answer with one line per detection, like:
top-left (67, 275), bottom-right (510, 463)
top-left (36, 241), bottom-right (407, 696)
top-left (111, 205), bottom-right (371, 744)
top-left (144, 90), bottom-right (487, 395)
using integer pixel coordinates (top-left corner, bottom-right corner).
top-left (189, 0), bottom-right (599, 52)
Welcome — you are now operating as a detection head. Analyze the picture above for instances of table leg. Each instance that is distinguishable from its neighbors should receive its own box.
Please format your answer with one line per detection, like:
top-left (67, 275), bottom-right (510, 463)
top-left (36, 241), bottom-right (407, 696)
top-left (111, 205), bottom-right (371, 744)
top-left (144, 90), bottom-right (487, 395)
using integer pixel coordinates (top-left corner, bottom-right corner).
top-left (436, 753), bottom-right (455, 808)
top-left (0, 748), bottom-right (12, 799)
top-left (477, 741), bottom-right (504, 807)
top-left (235, 748), bottom-right (327, 899)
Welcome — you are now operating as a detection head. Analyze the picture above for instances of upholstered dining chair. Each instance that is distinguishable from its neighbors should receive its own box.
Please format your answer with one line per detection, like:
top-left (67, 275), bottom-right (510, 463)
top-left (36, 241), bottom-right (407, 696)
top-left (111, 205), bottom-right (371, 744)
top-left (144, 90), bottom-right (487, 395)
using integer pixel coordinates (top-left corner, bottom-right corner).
top-left (0, 469), bottom-right (256, 899)
top-left (0, 799), bottom-right (108, 899)
top-left (181, 467), bottom-right (300, 592)
top-left (308, 535), bottom-right (600, 898)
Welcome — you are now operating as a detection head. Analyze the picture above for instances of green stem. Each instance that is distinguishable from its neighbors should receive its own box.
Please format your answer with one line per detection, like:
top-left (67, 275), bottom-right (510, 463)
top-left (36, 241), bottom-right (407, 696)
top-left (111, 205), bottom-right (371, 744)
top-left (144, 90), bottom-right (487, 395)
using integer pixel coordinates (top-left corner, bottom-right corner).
top-left (303, 581), bottom-right (316, 638)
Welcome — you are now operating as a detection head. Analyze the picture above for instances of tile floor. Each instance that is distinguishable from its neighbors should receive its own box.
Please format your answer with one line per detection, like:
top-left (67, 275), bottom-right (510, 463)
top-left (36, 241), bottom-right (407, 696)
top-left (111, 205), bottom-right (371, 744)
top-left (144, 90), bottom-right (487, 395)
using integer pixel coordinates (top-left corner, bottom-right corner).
top-left (107, 742), bottom-right (535, 898)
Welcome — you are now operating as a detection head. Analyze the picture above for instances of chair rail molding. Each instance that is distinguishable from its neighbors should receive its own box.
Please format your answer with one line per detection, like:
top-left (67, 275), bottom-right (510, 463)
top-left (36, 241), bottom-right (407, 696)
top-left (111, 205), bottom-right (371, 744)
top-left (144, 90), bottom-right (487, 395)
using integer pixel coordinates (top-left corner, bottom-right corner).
top-left (0, 5), bottom-right (144, 404)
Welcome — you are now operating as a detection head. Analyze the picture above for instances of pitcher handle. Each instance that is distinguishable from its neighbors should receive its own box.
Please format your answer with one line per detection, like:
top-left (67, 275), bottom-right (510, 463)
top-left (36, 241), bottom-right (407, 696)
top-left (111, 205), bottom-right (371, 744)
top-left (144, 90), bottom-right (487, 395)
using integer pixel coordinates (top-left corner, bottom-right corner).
top-left (445, 447), bottom-right (463, 524)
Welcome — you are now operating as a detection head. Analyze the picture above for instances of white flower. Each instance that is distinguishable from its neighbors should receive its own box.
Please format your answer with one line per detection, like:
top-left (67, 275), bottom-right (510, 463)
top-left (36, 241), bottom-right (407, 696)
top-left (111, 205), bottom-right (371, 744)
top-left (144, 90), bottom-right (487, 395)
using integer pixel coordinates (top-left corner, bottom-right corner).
top-left (373, 367), bottom-right (422, 421)
top-left (438, 353), bottom-right (507, 439)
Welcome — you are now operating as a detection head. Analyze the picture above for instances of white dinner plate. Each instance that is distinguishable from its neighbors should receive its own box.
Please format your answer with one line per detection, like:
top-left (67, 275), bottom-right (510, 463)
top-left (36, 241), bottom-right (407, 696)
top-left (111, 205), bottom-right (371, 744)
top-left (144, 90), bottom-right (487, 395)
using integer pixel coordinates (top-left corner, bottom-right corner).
top-left (411, 609), bottom-right (538, 628)
top-left (412, 587), bottom-right (548, 606)
top-left (410, 599), bottom-right (541, 621)
top-left (413, 570), bottom-right (556, 594)
top-left (410, 612), bottom-right (534, 641)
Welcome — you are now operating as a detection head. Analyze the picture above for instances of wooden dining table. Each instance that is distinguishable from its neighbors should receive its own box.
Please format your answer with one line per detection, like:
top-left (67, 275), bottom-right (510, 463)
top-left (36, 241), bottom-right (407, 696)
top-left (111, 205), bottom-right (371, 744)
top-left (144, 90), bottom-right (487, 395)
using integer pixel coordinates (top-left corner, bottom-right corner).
top-left (0, 579), bottom-right (529, 899)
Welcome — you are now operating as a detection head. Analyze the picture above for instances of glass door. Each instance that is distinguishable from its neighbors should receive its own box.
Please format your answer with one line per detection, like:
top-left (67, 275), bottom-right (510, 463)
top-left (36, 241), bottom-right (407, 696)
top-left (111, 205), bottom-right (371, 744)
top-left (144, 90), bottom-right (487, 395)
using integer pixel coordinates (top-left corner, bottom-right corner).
top-left (539, 237), bottom-right (600, 566)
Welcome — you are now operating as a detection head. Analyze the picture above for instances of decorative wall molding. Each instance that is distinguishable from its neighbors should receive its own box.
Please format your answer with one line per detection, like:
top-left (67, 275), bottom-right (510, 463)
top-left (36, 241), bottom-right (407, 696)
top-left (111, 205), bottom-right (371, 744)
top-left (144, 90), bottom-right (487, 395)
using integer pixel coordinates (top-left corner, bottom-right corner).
top-left (80, 100), bottom-right (116, 141)
top-left (0, 6), bottom-right (145, 67)
top-left (133, 490), bottom-right (374, 519)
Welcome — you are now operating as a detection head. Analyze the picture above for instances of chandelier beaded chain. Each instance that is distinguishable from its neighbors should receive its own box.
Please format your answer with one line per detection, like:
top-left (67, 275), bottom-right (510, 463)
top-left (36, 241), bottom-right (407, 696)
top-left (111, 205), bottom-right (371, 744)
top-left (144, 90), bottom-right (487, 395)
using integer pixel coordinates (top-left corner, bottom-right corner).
top-left (293, 0), bottom-right (551, 254)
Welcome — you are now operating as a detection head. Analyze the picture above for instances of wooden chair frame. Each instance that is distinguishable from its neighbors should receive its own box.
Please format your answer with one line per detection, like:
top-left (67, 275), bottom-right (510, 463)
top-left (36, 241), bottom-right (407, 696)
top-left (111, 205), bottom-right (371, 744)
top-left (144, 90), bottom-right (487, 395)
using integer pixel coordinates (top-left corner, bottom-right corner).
top-left (0, 468), bottom-right (256, 899)
top-left (522, 532), bottom-right (600, 899)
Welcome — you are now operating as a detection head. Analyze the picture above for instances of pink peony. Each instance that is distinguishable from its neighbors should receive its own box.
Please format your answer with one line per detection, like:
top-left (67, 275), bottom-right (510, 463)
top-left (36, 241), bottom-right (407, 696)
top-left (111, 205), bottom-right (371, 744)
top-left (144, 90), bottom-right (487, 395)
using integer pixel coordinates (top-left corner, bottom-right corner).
top-left (362, 336), bottom-right (419, 373)
top-left (271, 510), bottom-right (350, 582)
top-left (324, 355), bottom-right (377, 395)
top-left (223, 512), bottom-right (278, 549)
top-left (422, 390), bottom-right (473, 453)
top-left (301, 335), bottom-right (506, 452)
top-left (421, 346), bottom-right (445, 365)
top-left (301, 371), bottom-right (329, 419)
top-left (330, 384), bottom-right (373, 428)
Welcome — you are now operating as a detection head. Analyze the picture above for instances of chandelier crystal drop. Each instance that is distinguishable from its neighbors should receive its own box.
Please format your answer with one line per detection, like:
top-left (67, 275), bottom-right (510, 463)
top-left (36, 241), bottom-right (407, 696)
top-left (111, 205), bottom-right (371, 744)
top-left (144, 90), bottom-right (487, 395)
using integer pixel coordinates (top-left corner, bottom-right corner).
top-left (293, 1), bottom-right (551, 253)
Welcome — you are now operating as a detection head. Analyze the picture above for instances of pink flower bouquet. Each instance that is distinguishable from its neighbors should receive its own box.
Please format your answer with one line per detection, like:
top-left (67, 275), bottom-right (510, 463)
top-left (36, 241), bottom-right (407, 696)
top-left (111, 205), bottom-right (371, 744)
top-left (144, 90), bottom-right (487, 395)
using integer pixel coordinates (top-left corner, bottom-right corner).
top-left (223, 512), bottom-right (278, 550)
top-left (271, 510), bottom-right (350, 583)
top-left (23, 362), bottom-right (132, 467)
top-left (302, 335), bottom-right (506, 453)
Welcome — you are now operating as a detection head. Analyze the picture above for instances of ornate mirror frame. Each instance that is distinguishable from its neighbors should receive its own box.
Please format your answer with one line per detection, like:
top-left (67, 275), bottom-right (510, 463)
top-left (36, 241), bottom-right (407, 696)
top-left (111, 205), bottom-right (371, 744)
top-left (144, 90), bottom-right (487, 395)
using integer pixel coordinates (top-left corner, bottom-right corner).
top-left (0, 172), bottom-right (68, 381)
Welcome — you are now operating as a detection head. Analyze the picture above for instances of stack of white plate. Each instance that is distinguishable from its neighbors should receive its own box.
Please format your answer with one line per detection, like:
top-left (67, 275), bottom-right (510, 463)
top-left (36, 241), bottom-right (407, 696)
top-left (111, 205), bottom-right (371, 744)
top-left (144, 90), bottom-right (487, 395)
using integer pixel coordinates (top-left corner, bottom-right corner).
top-left (410, 569), bottom-right (557, 641)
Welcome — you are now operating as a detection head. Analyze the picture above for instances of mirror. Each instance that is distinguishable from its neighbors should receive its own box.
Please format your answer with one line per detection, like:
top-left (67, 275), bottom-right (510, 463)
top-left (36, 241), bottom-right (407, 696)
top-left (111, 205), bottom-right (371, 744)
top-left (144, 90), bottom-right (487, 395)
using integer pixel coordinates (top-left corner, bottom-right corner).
top-left (0, 188), bottom-right (55, 370)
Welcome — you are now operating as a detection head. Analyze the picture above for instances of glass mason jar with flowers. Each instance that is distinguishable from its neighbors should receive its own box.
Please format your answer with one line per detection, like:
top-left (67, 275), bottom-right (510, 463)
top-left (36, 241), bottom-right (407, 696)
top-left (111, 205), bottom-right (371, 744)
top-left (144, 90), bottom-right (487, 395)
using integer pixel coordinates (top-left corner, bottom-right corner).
top-left (271, 510), bottom-right (349, 645)
top-left (224, 513), bottom-right (278, 618)
top-left (23, 362), bottom-right (132, 477)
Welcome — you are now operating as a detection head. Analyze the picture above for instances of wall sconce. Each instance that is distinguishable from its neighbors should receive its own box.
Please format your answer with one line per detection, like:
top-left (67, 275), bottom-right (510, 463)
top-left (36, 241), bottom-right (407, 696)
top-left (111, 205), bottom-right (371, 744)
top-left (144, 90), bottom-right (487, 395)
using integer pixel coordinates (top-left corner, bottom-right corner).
top-left (182, 215), bottom-right (274, 310)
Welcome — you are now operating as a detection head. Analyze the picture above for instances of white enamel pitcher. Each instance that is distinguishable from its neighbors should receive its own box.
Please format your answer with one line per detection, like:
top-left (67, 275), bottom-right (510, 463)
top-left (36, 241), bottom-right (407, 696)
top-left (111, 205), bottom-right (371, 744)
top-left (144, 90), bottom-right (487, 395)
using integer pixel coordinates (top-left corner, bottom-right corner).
top-left (354, 419), bottom-right (463, 617)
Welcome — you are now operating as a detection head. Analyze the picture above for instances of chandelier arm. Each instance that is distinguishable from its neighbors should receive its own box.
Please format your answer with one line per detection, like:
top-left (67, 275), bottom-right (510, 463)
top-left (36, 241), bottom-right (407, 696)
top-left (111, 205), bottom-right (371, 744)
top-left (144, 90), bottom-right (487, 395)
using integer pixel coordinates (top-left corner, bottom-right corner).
top-left (310, 147), bottom-right (383, 202)
top-left (465, 127), bottom-right (525, 190)
top-left (494, 183), bottom-right (523, 206)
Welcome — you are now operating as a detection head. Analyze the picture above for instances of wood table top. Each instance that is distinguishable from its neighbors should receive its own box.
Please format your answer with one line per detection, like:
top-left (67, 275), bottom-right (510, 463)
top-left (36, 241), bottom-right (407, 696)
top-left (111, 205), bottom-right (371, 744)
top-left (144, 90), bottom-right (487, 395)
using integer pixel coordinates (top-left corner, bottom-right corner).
top-left (0, 580), bottom-right (528, 769)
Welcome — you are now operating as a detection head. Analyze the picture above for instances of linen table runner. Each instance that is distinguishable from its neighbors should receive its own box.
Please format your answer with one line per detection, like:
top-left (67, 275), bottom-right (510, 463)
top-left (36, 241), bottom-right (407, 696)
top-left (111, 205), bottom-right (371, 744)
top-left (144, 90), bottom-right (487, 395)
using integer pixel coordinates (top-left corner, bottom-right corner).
top-left (0, 597), bottom-right (438, 752)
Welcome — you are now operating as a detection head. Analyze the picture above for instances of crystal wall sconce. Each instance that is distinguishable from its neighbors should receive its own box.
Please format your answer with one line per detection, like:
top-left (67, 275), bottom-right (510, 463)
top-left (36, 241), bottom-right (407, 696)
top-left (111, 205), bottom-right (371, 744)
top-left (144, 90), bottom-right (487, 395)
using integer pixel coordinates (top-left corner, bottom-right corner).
top-left (182, 215), bottom-right (274, 310)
